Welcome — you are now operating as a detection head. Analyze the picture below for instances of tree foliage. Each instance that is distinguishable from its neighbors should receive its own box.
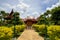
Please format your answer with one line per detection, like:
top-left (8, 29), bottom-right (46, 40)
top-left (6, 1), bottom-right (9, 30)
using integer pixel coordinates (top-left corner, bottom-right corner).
top-left (0, 10), bottom-right (24, 26)
top-left (11, 12), bottom-right (24, 25)
top-left (51, 6), bottom-right (60, 25)
top-left (37, 6), bottom-right (60, 25)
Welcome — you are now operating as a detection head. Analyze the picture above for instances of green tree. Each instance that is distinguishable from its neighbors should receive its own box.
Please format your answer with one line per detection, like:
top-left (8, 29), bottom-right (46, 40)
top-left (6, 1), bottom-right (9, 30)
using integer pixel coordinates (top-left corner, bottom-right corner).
top-left (37, 10), bottom-right (51, 25)
top-left (51, 6), bottom-right (60, 25)
top-left (0, 11), bottom-right (6, 25)
top-left (37, 15), bottom-right (46, 24)
top-left (11, 12), bottom-right (24, 25)
top-left (0, 11), bottom-right (7, 17)
top-left (38, 6), bottom-right (60, 25)
top-left (0, 11), bottom-right (9, 26)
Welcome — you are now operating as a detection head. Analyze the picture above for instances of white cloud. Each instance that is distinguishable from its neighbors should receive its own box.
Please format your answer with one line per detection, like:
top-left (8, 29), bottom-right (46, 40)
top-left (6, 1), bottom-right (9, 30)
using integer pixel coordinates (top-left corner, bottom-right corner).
top-left (46, 2), bottom-right (60, 10)
top-left (2, 2), bottom-right (30, 12)
top-left (17, 0), bottom-right (30, 10)
top-left (2, 3), bottom-right (16, 9)
top-left (0, 7), bottom-right (9, 13)
top-left (32, 12), bottom-right (39, 15)
top-left (2, 1), bottom-right (30, 13)
top-left (31, 11), bottom-right (40, 18)
top-left (0, 7), bottom-right (5, 10)
top-left (20, 11), bottom-right (40, 18)
top-left (17, 2), bottom-right (30, 9)
top-left (41, 12), bottom-right (45, 14)
top-left (20, 11), bottom-right (24, 13)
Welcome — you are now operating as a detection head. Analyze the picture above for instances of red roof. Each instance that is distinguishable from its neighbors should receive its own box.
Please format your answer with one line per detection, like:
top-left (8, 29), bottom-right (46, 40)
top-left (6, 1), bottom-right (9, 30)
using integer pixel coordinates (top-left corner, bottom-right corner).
top-left (22, 16), bottom-right (37, 22)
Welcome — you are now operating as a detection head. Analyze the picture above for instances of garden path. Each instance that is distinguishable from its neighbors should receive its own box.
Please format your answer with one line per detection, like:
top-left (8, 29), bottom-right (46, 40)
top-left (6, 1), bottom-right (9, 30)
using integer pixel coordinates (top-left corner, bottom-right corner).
top-left (17, 29), bottom-right (44, 40)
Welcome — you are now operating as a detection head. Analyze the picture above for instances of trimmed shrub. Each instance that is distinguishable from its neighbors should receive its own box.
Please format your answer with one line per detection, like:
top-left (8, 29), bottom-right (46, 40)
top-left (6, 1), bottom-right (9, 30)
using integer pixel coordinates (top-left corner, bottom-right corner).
top-left (0, 25), bottom-right (26, 40)
top-left (32, 24), bottom-right (47, 36)
top-left (0, 27), bottom-right (13, 40)
top-left (33, 24), bottom-right (60, 40)
top-left (47, 25), bottom-right (60, 40)
top-left (11, 25), bottom-right (26, 37)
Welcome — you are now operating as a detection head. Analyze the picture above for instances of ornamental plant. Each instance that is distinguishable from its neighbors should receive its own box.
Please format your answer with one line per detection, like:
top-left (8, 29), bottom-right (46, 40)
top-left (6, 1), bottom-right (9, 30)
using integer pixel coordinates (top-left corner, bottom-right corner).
top-left (0, 27), bottom-right (13, 40)
top-left (47, 25), bottom-right (60, 40)
top-left (11, 25), bottom-right (26, 37)
top-left (32, 24), bottom-right (47, 36)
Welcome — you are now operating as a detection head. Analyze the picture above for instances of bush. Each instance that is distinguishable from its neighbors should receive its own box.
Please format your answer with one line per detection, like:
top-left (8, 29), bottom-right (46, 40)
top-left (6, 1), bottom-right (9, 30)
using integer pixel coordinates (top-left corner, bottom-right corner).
top-left (11, 25), bottom-right (26, 37)
top-left (0, 25), bottom-right (26, 40)
top-left (0, 27), bottom-right (13, 40)
top-left (32, 24), bottom-right (47, 36)
top-left (47, 25), bottom-right (60, 40)
top-left (33, 24), bottom-right (60, 40)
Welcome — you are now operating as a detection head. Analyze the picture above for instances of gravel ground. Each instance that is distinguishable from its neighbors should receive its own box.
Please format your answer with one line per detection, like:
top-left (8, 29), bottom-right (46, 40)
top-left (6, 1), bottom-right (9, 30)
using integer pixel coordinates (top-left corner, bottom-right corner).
top-left (17, 29), bottom-right (44, 40)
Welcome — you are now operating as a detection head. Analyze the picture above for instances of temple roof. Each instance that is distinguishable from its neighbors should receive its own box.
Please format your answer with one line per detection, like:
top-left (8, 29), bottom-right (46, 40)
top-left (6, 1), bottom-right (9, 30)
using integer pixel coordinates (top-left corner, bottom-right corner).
top-left (22, 16), bottom-right (37, 22)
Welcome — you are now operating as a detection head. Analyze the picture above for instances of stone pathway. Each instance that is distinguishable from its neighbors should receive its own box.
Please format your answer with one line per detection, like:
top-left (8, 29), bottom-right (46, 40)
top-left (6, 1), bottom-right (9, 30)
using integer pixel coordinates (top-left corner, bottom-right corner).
top-left (17, 29), bottom-right (44, 40)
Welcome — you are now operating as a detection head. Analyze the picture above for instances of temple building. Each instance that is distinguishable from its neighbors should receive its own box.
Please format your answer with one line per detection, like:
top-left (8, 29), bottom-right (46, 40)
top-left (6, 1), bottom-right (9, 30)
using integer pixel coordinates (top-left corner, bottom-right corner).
top-left (22, 16), bottom-right (37, 29)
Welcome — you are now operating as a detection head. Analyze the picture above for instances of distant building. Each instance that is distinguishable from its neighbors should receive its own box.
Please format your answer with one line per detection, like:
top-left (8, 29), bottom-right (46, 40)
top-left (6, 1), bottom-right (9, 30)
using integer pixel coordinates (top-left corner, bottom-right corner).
top-left (22, 16), bottom-right (37, 29)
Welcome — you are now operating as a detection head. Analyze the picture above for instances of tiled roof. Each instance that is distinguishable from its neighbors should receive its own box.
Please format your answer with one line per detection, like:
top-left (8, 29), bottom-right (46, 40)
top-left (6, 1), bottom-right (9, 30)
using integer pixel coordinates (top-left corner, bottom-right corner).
top-left (22, 16), bottom-right (37, 21)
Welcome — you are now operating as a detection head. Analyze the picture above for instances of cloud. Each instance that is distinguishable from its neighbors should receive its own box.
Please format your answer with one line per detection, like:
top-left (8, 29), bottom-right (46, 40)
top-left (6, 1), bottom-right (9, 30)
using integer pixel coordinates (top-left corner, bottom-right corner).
top-left (20, 11), bottom-right (40, 18)
top-left (30, 11), bottom-right (40, 18)
top-left (32, 12), bottom-right (39, 15)
top-left (0, 7), bottom-right (5, 10)
top-left (2, 2), bottom-right (30, 13)
top-left (17, 0), bottom-right (30, 10)
top-left (18, 0), bottom-right (24, 3)
top-left (17, 2), bottom-right (30, 9)
top-left (20, 11), bottom-right (24, 13)
top-left (3, 1), bottom-right (30, 12)
top-left (2, 3), bottom-right (16, 9)
top-left (0, 7), bottom-right (9, 13)
top-left (46, 2), bottom-right (60, 10)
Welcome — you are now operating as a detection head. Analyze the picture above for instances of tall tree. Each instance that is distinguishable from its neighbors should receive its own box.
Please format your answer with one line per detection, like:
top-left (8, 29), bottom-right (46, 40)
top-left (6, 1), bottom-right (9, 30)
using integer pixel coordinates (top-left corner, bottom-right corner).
top-left (37, 15), bottom-right (46, 24)
top-left (51, 6), bottom-right (60, 25)
top-left (0, 11), bottom-right (7, 25)
top-left (11, 12), bottom-right (24, 25)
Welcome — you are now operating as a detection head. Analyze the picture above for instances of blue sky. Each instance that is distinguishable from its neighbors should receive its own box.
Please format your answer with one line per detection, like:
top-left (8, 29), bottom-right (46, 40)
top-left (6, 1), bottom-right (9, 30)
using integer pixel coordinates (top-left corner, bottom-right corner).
top-left (0, 0), bottom-right (60, 18)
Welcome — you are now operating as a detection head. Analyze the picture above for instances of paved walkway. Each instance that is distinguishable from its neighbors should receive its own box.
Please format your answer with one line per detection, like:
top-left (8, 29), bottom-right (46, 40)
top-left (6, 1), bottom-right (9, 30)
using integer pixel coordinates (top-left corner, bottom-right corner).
top-left (17, 29), bottom-right (44, 40)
